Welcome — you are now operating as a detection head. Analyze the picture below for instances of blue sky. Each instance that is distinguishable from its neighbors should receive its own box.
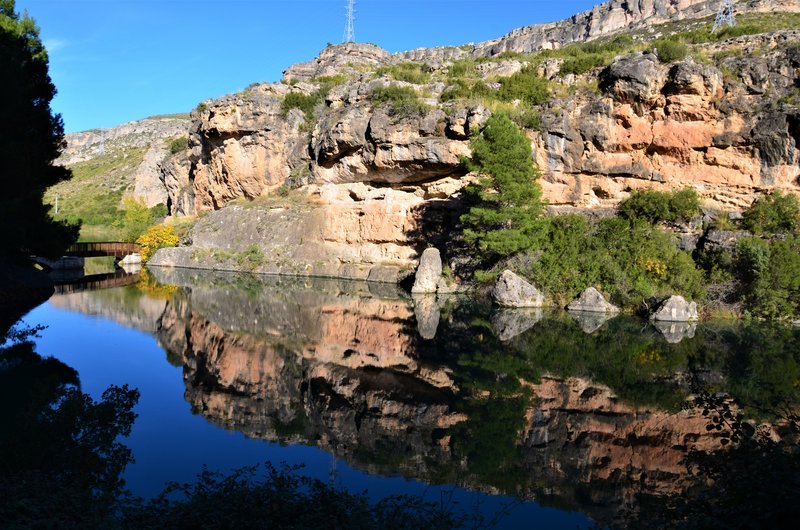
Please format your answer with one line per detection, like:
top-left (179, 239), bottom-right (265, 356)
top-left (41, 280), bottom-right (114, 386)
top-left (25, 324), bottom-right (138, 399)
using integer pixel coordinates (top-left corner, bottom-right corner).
top-left (16, 0), bottom-right (599, 132)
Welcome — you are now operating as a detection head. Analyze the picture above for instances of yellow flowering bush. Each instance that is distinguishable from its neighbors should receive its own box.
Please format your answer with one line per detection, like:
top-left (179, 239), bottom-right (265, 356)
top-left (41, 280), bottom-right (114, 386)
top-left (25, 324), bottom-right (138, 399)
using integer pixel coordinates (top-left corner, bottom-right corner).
top-left (136, 224), bottom-right (179, 262)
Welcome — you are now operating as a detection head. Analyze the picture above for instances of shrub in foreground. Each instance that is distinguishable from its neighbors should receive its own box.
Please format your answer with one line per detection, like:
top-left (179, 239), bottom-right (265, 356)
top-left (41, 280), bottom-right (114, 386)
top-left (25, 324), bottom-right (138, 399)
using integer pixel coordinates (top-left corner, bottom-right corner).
top-left (136, 225), bottom-right (179, 262)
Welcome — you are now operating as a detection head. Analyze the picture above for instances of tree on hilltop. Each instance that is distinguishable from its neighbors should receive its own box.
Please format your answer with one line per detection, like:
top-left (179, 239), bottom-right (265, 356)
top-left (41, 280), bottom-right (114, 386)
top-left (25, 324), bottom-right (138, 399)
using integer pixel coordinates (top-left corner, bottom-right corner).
top-left (0, 0), bottom-right (78, 259)
top-left (460, 112), bottom-right (544, 261)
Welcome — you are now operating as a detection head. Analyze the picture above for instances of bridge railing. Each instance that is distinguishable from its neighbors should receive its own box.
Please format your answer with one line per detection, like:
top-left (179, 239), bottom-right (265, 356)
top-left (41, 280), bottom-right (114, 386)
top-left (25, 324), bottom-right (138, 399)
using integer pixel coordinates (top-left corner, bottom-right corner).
top-left (66, 242), bottom-right (140, 258)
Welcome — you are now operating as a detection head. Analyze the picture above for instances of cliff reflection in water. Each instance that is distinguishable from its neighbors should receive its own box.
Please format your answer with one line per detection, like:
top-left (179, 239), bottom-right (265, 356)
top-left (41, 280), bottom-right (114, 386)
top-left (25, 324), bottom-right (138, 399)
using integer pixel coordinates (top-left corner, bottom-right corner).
top-left (50, 268), bottom-right (800, 528)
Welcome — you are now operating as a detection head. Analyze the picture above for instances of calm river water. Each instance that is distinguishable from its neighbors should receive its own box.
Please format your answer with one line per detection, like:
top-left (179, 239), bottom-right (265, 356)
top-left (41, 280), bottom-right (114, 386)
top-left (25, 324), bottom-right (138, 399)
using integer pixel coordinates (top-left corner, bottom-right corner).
top-left (12, 266), bottom-right (800, 528)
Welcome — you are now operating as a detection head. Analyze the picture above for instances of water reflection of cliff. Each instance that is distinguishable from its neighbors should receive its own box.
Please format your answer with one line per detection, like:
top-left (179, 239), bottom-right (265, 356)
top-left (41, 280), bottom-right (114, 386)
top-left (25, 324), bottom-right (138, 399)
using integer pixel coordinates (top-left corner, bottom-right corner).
top-left (151, 268), bottom-right (464, 479)
top-left (59, 269), bottom-right (800, 528)
top-left (145, 268), bottom-right (749, 527)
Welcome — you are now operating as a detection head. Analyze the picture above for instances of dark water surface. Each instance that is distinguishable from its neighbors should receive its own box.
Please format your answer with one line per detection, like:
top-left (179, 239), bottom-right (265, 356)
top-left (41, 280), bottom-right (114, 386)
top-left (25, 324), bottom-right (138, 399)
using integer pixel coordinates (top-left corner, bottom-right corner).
top-left (14, 267), bottom-right (800, 528)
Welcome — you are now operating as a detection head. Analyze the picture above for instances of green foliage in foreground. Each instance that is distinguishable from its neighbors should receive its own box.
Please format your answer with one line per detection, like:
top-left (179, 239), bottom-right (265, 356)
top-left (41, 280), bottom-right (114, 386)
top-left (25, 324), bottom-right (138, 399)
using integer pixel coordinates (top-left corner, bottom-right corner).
top-left (461, 113), bottom-right (543, 260)
top-left (526, 215), bottom-right (705, 309)
top-left (619, 188), bottom-right (701, 224)
top-left (370, 85), bottom-right (429, 118)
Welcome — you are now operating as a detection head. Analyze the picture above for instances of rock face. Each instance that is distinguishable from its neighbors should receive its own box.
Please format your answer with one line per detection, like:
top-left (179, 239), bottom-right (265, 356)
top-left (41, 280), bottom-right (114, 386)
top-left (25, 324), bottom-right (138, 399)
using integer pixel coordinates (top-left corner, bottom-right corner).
top-left (492, 270), bottom-right (545, 307)
top-left (398, 0), bottom-right (796, 62)
top-left (149, 186), bottom-right (432, 282)
top-left (567, 287), bottom-right (620, 313)
top-left (651, 295), bottom-right (700, 321)
top-left (536, 37), bottom-right (800, 210)
top-left (411, 248), bottom-right (442, 293)
top-left (472, 0), bottom-right (794, 57)
top-left (284, 43), bottom-right (391, 82)
top-left (157, 0), bottom-right (800, 281)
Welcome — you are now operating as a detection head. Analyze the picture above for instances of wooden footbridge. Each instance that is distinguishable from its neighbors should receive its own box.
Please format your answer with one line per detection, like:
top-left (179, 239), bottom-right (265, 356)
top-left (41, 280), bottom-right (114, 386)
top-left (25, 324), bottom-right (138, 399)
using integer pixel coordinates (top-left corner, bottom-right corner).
top-left (65, 242), bottom-right (140, 258)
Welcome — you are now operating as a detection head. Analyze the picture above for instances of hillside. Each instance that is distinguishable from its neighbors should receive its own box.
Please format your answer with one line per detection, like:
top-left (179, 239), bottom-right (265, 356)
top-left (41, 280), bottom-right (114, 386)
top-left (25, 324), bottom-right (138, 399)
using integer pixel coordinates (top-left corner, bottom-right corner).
top-left (45, 114), bottom-right (190, 240)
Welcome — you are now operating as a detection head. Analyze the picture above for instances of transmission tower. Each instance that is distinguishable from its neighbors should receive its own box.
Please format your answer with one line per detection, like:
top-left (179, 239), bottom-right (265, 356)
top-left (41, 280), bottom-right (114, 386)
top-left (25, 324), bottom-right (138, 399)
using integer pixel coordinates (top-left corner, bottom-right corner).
top-left (712, 0), bottom-right (736, 33)
top-left (343, 0), bottom-right (355, 43)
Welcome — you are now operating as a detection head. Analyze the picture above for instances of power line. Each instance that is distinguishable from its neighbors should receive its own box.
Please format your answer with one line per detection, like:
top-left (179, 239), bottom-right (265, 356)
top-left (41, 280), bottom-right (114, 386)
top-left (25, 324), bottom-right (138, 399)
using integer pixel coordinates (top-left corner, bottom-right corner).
top-left (713, 0), bottom-right (736, 33)
top-left (343, 0), bottom-right (355, 43)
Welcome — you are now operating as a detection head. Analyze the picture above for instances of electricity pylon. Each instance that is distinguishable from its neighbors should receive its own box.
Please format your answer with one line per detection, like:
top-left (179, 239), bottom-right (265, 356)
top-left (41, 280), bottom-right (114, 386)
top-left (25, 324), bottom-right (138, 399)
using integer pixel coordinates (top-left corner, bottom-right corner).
top-left (713, 0), bottom-right (736, 33)
top-left (343, 0), bottom-right (355, 43)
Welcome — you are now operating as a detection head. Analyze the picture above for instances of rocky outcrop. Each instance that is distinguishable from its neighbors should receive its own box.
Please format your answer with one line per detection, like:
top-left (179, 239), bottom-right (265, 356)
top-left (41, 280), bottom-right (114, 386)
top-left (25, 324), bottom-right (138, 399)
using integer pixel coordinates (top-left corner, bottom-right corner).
top-left (159, 150), bottom-right (193, 216)
top-left (401, 0), bottom-right (797, 61)
top-left (477, 0), bottom-right (796, 56)
top-left (492, 270), bottom-right (545, 307)
top-left (537, 39), bottom-right (800, 210)
top-left (284, 43), bottom-right (391, 82)
top-left (567, 287), bottom-right (620, 313)
top-left (149, 186), bottom-right (429, 282)
top-left (651, 295), bottom-right (700, 321)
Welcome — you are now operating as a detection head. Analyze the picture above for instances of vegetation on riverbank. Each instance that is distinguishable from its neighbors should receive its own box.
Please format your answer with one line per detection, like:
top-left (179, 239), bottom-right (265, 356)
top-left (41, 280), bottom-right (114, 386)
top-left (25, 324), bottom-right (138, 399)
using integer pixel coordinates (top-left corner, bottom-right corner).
top-left (460, 114), bottom-right (800, 321)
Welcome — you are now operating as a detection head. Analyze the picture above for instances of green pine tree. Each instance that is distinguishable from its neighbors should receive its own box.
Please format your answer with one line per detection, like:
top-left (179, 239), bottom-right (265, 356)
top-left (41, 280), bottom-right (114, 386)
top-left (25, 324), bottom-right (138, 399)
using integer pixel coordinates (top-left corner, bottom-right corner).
top-left (1, 0), bottom-right (79, 259)
top-left (460, 112), bottom-right (544, 259)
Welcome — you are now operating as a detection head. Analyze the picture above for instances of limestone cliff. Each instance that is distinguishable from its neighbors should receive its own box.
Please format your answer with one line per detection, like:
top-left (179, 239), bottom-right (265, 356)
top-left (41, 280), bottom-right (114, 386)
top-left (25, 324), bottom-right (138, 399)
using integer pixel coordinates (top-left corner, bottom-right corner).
top-left (153, 0), bottom-right (800, 281)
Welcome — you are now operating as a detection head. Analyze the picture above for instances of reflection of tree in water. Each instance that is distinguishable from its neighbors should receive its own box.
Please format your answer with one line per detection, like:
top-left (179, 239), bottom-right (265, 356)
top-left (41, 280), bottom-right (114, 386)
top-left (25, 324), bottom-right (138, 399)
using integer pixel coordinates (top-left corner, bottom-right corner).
top-left (627, 369), bottom-right (800, 530)
top-left (428, 305), bottom-right (800, 526)
top-left (0, 324), bottom-right (139, 527)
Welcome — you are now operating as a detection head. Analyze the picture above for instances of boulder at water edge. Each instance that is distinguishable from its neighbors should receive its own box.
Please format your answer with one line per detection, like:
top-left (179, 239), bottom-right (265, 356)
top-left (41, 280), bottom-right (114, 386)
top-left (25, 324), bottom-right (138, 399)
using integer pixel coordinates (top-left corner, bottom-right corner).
top-left (650, 295), bottom-right (699, 322)
top-left (492, 270), bottom-right (544, 308)
top-left (567, 287), bottom-right (620, 314)
top-left (411, 248), bottom-right (442, 294)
